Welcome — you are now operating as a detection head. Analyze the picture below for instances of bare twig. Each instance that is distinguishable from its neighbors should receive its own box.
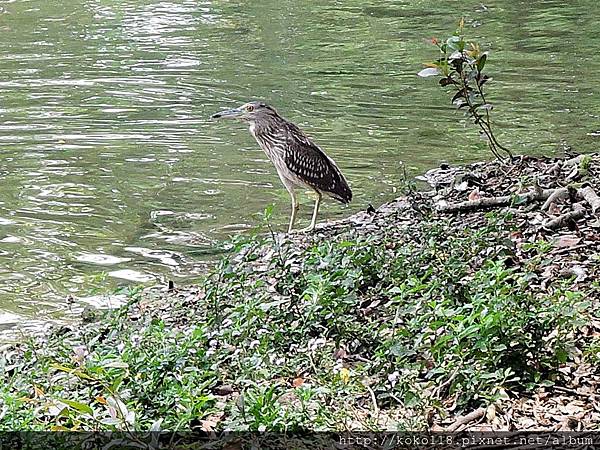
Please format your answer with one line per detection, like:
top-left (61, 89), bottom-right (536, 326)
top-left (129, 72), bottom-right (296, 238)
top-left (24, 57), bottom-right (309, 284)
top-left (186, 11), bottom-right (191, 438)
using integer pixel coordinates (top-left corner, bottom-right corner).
top-left (458, 71), bottom-right (509, 162)
top-left (548, 160), bottom-right (562, 175)
top-left (432, 368), bottom-right (460, 398)
top-left (437, 188), bottom-right (557, 213)
top-left (542, 203), bottom-right (586, 230)
top-left (552, 385), bottom-right (600, 401)
top-left (566, 165), bottom-right (583, 182)
top-left (551, 243), bottom-right (589, 256)
top-left (446, 407), bottom-right (485, 431)
top-left (541, 188), bottom-right (569, 211)
top-left (364, 385), bottom-right (380, 418)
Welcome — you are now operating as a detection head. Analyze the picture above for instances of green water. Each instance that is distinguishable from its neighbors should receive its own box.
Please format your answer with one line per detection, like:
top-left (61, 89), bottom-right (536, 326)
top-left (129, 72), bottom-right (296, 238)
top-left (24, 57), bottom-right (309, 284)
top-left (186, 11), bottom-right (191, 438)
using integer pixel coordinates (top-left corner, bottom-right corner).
top-left (1, 0), bottom-right (599, 336)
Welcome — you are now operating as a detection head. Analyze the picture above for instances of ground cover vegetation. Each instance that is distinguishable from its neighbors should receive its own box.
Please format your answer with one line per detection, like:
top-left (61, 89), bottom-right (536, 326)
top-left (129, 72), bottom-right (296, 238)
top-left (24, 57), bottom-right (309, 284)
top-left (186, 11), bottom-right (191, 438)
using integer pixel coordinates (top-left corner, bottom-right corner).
top-left (1, 155), bottom-right (599, 436)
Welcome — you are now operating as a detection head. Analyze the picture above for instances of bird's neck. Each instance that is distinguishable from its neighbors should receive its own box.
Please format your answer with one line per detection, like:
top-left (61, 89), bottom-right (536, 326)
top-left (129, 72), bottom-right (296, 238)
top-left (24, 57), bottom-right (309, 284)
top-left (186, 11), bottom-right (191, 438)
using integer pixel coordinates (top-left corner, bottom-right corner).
top-left (248, 121), bottom-right (257, 138)
top-left (247, 119), bottom-right (285, 162)
top-left (248, 119), bottom-right (279, 139)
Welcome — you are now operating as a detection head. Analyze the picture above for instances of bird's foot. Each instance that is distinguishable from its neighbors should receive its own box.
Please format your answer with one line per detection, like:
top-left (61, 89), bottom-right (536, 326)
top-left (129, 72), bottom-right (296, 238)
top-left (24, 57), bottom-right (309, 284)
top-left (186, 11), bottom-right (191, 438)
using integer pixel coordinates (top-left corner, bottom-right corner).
top-left (293, 225), bottom-right (315, 234)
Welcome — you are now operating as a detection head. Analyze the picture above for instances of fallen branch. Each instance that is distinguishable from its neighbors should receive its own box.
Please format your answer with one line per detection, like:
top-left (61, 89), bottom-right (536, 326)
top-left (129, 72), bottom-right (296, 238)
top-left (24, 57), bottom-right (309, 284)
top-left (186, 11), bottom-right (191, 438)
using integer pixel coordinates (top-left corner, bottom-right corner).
top-left (578, 185), bottom-right (600, 214)
top-left (551, 243), bottom-right (589, 256)
top-left (541, 188), bottom-right (569, 211)
top-left (542, 203), bottom-right (586, 230)
top-left (438, 188), bottom-right (556, 213)
top-left (552, 385), bottom-right (600, 401)
top-left (563, 154), bottom-right (587, 166)
top-left (445, 407), bottom-right (485, 432)
top-left (548, 160), bottom-right (562, 176)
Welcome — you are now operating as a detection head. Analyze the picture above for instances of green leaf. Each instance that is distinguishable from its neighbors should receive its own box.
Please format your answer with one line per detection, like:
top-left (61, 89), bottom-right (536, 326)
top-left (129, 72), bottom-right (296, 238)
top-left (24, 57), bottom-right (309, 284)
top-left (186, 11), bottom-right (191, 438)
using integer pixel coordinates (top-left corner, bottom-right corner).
top-left (404, 390), bottom-right (420, 407)
top-left (387, 286), bottom-right (403, 294)
top-left (480, 74), bottom-right (491, 86)
top-left (103, 360), bottom-right (129, 369)
top-left (556, 348), bottom-right (569, 363)
top-left (100, 418), bottom-right (122, 426)
top-left (446, 35), bottom-right (461, 52)
top-left (458, 324), bottom-right (480, 339)
top-left (511, 194), bottom-right (528, 206)
top-left (264, 204), bottom-right (275, 219)
top-left (451, 91), bottom-right (464, 103)
top-left (477, 53), bottom-right (487, 72)
top-left (50, 363), bottom-right (96, 380)
top-left (57, 398), bottom-right (94, 416)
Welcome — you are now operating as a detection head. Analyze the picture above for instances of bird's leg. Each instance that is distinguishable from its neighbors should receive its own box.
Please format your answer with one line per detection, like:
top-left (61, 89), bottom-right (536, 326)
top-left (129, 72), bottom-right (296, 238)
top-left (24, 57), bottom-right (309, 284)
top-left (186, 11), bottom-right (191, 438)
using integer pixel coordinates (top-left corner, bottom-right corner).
top-left (287, 190), bottom-right (300, 233)
top-left (300, 191), bottom-right (322, 233)
top-left (309, 192), bottom-right (322, 231)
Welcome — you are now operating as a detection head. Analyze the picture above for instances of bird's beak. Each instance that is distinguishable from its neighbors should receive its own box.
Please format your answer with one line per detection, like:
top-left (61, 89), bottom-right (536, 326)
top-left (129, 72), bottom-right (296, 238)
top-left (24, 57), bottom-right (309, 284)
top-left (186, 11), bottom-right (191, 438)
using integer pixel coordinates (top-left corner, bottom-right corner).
top-left (211, 107), bottom-right (243, 120)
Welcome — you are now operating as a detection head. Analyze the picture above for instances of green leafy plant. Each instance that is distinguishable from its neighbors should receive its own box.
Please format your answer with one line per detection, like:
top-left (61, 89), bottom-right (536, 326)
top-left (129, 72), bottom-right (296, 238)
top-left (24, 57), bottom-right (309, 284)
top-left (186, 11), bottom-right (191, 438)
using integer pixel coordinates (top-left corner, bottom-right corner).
top-left (418, 19), bottom-right (513, 162)
top-left (1, 212), bottom-right (595, 432)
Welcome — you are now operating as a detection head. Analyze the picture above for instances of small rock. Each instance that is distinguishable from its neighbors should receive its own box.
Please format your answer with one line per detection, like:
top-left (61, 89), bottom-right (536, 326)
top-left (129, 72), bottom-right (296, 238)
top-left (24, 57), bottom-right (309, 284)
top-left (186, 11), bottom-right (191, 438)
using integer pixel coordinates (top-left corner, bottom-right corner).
top-left (214, 384), bottom-right (234, 396)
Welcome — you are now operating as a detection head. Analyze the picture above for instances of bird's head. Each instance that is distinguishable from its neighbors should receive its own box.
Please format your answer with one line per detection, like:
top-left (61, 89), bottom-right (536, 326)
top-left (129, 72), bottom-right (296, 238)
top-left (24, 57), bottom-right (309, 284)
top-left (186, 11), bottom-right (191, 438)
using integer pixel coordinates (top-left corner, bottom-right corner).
top-left (211, 101), bottom-right (278, 123)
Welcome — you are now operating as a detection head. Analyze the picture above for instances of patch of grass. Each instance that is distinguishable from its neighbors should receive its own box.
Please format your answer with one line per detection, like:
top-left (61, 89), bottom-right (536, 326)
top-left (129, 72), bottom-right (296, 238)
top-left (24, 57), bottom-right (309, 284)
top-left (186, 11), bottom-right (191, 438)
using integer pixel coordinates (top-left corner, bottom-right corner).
top-left (0, 213), bottom-right (595, 431)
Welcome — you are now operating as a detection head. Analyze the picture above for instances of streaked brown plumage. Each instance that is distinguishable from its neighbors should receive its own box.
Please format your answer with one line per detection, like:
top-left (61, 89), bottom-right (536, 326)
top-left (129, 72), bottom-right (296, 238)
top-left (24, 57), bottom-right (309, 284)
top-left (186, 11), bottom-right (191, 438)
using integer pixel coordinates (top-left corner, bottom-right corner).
top-left (212, 101), bottom-right (352, 233)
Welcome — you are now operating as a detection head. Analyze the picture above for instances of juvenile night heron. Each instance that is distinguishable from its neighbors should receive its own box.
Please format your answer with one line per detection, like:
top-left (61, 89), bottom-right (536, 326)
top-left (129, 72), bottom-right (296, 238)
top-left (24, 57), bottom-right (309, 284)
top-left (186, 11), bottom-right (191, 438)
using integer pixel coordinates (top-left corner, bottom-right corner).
top-left (212, 101), bottom-right (352, 233)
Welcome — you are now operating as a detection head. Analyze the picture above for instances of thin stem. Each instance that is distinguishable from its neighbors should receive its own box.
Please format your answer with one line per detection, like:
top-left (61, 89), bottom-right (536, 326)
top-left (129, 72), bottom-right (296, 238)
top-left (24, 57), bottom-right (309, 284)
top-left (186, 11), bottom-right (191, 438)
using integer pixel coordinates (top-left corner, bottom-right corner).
top-left (457, 68), bottom-right (506, 162)
top-left (474, 73), bottom-right (513, 160)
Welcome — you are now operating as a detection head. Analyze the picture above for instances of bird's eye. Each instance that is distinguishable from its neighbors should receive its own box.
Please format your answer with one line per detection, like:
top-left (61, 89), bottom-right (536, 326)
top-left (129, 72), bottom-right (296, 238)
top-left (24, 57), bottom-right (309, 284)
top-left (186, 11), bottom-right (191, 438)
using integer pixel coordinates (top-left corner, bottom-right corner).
top-left (246, 105), bottom-right (254, 112)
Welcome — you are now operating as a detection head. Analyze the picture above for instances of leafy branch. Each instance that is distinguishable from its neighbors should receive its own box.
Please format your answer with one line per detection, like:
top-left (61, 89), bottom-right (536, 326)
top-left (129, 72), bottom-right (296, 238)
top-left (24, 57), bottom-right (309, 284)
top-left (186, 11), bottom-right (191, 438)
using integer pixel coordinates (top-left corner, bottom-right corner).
top-left (418, 19), bottom-right (513, 163)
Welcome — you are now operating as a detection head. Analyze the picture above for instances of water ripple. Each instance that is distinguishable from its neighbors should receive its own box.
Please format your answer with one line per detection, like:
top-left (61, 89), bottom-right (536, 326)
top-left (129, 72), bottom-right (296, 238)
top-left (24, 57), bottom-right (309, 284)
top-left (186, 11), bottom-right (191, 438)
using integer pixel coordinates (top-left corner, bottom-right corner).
top-left (1, 0), bottom-right (599, 339)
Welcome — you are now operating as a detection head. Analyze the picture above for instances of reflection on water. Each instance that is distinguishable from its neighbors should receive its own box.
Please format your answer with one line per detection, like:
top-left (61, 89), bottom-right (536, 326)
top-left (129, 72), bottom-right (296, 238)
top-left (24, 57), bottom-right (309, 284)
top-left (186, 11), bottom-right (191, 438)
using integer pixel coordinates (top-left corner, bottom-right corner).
top-left (0, 0), bottom-right (599, 338)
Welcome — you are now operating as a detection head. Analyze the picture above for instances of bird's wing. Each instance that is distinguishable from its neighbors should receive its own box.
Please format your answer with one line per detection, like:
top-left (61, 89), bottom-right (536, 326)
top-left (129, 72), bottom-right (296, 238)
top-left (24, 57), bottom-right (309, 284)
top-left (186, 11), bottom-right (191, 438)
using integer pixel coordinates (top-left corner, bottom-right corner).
top-left (283, 125), bottom-right (352, 203)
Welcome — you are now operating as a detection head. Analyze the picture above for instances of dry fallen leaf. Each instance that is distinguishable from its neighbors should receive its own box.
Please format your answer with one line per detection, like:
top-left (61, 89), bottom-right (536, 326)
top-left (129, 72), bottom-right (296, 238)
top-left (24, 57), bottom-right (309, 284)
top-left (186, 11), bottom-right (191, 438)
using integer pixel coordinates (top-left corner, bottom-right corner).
top-left (554, 235), bottom-right (581, 248)
top-left (292, 377), bottom-right (304, 388)
top-left (468, 189), bottom-right (481, 201)
top-left (340, 367), bottom-right (350, 384)
top-left (485, 404), bottom-right (496, 422)
top-left (542, 265), bottom-right (558, 279)
top-left (33, 385), bottom-right (44, 398)
top-left (561, 265), bottom-right (587, 282)
top-left (214, 384), bottom-right (234, 396)
top-left (222, 443), bottom-right (242, 450)
top-left (548, 202), bottom-right (562, 216)
top-left (455, 180), bottom-right (469, 192)
top-left (562, 402), bottom-right (583, 415)
top-left (200, 419), bottom-right (217, 432)
top-left (333, 347), bottom-right (347, 360)
top-left (510, 231), bottom-right (523, 240)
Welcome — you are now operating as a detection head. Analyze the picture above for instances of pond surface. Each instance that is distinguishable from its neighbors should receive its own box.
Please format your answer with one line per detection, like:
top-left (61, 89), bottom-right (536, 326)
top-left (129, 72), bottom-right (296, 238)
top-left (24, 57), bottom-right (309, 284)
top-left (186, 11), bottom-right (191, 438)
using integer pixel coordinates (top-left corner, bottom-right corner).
top-left (1, 0), bottom-right (599, 338)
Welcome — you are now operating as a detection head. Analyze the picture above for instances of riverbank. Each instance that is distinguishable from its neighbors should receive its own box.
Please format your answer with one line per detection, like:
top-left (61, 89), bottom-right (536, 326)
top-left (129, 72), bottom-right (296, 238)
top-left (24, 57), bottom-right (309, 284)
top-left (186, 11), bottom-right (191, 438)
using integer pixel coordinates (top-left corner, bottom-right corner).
top-left (1, 153), bottom-right (599, 433)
